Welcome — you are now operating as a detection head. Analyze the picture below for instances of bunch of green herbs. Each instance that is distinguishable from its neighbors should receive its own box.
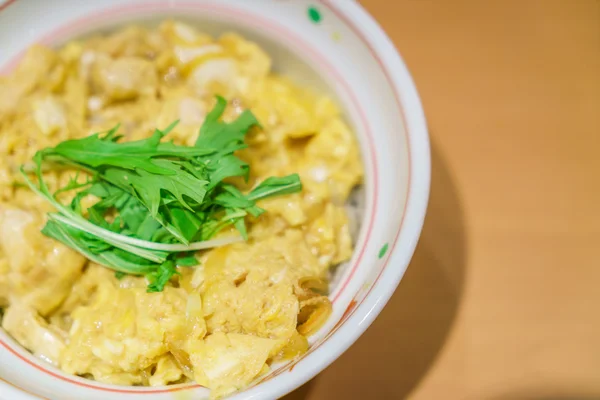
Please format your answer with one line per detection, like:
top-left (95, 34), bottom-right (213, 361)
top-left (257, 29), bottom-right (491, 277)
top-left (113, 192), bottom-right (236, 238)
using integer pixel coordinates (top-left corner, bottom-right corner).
top-left (20, 96), bottom-right (302, 292)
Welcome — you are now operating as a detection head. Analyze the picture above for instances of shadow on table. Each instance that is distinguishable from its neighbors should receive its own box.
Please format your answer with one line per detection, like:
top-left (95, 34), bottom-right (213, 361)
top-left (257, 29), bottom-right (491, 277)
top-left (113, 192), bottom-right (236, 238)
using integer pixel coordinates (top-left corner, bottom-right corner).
top-left (283, 139), bottom-right (467, 399)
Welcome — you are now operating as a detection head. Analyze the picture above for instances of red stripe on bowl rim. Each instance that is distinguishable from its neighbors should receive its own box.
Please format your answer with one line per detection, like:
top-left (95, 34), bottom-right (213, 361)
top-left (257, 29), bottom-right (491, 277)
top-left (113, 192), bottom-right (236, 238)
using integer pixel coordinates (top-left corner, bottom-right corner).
top-left (0, 0), bottom-right (414, 396)
top-left (0, 0), bottom-right (16, 12)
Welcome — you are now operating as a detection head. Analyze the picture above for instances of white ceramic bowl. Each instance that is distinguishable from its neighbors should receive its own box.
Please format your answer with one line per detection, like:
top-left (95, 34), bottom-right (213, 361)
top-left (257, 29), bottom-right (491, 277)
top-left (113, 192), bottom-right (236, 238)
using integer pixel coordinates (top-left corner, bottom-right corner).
top-left (0, 0), bottom-right (430, 399)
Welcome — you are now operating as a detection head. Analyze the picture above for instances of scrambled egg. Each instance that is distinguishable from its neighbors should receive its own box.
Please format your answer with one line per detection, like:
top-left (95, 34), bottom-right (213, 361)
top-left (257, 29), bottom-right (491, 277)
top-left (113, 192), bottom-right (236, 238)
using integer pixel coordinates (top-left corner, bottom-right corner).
top-left (0, 21), bottom-right (362, 398)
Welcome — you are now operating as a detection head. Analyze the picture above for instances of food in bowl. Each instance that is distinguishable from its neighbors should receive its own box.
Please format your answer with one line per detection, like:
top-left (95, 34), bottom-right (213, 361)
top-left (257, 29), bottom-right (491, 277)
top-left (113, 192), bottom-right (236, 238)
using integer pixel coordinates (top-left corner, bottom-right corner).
top-left (0, 20), bottom-right (363, 398)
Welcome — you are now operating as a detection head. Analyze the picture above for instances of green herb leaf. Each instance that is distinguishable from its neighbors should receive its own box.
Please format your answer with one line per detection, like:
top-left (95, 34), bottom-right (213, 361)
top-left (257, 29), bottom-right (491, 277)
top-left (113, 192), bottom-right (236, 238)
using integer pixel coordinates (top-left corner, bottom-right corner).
top-left (174, 253), bottom-right (199, 267)
top-left (101, 160), bottom-right (209, 218)
top-left (195, 96), bottom-right (259, 150)
top-left (43, 123), bottom-right (213, 174)
top-left (146, 261), bottom-right (179, 293)
top-left (248, 174), bottom-right (303, 201)
top-left (41, 219), bottom-right (159, 275)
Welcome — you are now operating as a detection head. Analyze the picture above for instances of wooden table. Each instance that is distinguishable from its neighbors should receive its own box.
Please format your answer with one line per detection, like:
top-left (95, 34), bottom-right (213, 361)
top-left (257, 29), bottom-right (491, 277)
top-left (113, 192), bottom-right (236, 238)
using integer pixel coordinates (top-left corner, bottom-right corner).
top-left (284, 1), bottom-right (600, 398)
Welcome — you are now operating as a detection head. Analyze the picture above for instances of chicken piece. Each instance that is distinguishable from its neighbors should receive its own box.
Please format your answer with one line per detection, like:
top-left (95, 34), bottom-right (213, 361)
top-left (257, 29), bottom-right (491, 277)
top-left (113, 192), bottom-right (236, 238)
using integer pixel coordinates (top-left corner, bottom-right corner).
top-left (256, 193), bottom-right (307, 227)
top-left (203, 262), bottom-right (299, 341)
top-left (61, 283), bottom-right (205, 385)
top-left (0, 207), bottom-right (86, 316)
top-left (187, 58), bottom-right (238, 97)
top-left (61, 284), bottom-right (154, 382)
top-left (173, 43), bottom-right (225, 75)
top-left (219, 33), bottom-right (270, 78)
top-left (0, 78), bottom-right (25, 119)
top-left (155, 87), bottom-right (208, 145)
top-left (258, 229), bottom-right (328, 281)
top-left (245, 212), bottom-right (289, 242)
top-left (32, 95), bottom-right (67, 136)
top-left (272, 330), bottom-right (309, 361)
top-left (92, 95), bottom-right (161, 140)
top-left (160, 20), bottom-right (214, 46)
top-left (304, 203), bottom-right (354, 267)
top-left (184, 33), bottom-right (272, 101)
top-left (0, 45), bottom-right (60, 115)
top-left (234, 79), bottom-right (332, 181)
top-left (218, 33), bottom-right (271, 97)
top-left (300, 118), bottom-right (363, 202)
top-left (149, 354), bottom-right (183, 386)
top-left (202, 230), bottom-right (324, 343)
top-left (249, 76), bottom-right (321, 139)
top-left (159, 21), bottom-right (219, 74)
top-left (48, 264), bottom-right (115, 331)
top-left (93, 56), bottom-right (158, 101)
top-left (61, 73), bottom-right (88, 132)
top-left (2, 302), bottom-right (67, 366)
top-left (0, 102), bottom-right (55, 170)
top-left (188, 332), bottom-right (276, 398)
top-left (92, 26), bottom-right (160, 59)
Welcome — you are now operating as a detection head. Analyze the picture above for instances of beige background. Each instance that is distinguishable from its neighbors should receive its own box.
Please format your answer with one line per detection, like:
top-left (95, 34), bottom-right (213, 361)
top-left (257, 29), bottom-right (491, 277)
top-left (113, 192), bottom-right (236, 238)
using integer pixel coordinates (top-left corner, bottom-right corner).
top-left (285, 1), bottom-right (600, 399)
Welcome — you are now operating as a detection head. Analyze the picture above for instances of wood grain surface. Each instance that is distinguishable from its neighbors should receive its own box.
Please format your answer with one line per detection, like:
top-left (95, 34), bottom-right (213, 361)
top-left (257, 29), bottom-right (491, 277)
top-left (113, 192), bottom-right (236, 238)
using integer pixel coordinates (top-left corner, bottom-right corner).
top-left (284, 1), bottom-right (600, 399)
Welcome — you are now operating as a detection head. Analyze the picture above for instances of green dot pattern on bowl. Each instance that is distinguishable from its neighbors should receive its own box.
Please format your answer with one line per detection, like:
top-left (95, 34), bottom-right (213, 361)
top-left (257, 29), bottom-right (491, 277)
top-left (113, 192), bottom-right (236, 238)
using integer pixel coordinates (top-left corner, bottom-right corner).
top-left (378, 243), bottom-right (389, 259)
top-left (307, 6), bottom-right (322, 24)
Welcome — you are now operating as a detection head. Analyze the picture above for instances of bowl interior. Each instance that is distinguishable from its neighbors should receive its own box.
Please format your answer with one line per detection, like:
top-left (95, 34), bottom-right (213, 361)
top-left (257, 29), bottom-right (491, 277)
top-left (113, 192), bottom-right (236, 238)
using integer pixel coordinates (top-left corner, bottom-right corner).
top-left (0, 1), bottom-right (418, 400)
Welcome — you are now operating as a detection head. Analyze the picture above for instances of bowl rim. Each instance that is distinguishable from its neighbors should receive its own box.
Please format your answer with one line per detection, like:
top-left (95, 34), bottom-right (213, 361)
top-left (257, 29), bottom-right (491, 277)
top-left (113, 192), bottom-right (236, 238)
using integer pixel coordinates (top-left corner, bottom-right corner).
top-left (0, 1), bottom-right (431, 399)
